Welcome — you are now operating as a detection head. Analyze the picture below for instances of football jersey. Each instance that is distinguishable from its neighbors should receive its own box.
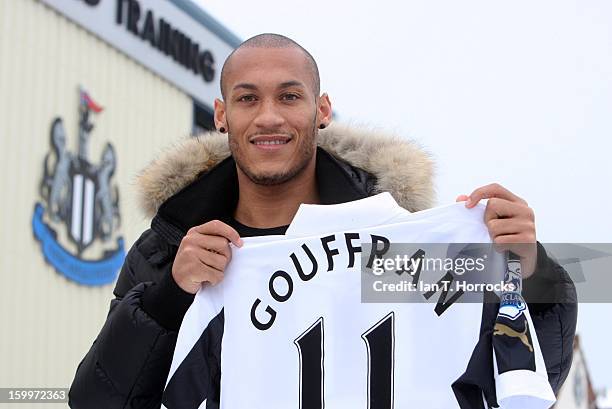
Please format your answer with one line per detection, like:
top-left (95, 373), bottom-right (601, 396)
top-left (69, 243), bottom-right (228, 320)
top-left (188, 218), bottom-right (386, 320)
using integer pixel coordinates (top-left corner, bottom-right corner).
top-left (162, 193), bottom-right (555, 409)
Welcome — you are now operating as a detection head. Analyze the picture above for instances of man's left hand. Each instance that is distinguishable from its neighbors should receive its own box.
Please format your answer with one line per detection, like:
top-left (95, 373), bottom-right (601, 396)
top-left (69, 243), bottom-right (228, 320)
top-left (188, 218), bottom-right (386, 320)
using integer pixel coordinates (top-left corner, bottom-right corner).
top-left (456, 183), bottom-right (537, 278)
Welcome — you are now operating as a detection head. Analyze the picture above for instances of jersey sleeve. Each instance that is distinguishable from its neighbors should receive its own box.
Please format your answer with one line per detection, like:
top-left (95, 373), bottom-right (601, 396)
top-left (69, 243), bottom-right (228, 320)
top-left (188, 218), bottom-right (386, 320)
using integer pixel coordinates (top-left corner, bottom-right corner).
top-left (491, 255), bottom-right (555, 409)
top-left (452, 254), bottom-right (557, 409)
top-left (162, 286), bottom-right (226, 409)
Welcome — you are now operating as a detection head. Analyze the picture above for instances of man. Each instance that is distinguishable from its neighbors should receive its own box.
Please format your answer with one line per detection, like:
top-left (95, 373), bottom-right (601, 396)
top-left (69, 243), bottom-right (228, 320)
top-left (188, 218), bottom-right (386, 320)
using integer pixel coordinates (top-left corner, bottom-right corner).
top-left (69, 33), bottom-right (576, 408)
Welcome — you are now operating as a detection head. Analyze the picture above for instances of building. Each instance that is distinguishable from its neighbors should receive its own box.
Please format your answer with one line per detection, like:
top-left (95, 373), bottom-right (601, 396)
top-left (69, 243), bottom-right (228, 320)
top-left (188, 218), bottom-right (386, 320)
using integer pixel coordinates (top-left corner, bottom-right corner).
top-left (555, 335), bottom-right (599, 409)
top-left (0, 0), bottom-right (239, 397)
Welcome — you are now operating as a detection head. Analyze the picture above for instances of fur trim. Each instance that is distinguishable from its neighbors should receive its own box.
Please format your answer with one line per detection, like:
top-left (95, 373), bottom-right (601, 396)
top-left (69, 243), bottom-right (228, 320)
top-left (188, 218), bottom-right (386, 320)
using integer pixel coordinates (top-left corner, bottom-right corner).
top-left (135, 123), bottom-right (435, 218)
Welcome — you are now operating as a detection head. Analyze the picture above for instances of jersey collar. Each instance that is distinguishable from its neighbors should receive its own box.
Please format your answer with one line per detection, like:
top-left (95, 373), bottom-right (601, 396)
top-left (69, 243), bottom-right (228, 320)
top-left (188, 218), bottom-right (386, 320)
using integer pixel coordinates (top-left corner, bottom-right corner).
top-left (285, 192), bottom-right (410, 237)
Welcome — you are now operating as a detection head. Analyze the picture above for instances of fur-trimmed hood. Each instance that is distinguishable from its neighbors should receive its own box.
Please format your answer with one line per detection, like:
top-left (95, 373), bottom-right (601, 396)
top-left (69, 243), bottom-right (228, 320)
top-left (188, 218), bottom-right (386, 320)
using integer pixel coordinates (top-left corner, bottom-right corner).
top-left (136, 123), bottom-right (436, 219)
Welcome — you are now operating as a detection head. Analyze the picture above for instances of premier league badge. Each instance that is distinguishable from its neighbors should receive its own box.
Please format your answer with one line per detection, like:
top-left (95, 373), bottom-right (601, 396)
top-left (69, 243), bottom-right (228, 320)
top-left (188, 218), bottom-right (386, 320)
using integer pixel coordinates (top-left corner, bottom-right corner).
top-left (498, 252), bottom-right (527, 320)
top-left (32, 87), bottom-right (125, 285)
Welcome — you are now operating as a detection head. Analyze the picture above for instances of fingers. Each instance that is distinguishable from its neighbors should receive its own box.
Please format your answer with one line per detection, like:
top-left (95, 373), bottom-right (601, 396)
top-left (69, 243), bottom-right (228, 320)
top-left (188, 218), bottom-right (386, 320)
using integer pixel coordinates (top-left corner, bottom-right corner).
top-left (486, 214), bottom-right (537, 278)
top-left (191, 220), bottom-right (243, 247)
top-left (456, 194), bottom-right (469, 202)
top-left (492, 238), bottom-right (536, 259)
top-left (194, 263), bottom-right (225, 286)
top-left (491, 240), bottom-right (538, 278)
top-left (491, 235), bottom-right (536, 256)
top-left (484, 198), bottom-right (535, 225)
top-left (180, 240), bottom-right (229, 270)
top-left (182, 223), bottom-right (236, 280)
top-left (173, 249), bottom-right (227, 291)
top-left (186, 233), bottom-right (233, 259)
top-left (194, 246), bottom-right (230, 272)
top-left (484, 199), bottom-right (536, 249)
top-left (486, 218), bottom-right (536, 241)
top-left (183, 261), bottom-right (225, 289)
top-left (463, 185), bottom-right (538, 278)
top-left (465, 183), bottom-right (527, 208)
top-left (173, 220), bottom-right (243, 293)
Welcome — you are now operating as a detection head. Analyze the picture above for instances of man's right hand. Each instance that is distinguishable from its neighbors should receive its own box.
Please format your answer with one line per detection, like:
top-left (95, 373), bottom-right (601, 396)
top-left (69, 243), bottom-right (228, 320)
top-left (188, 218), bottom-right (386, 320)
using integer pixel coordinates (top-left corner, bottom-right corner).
top-left (172, 220), bottom-right (243, 294)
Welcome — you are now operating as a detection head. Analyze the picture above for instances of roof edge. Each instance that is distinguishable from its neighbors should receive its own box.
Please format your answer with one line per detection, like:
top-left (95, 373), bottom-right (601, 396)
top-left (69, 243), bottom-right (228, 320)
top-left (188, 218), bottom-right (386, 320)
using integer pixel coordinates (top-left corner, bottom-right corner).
top-left (169, 0), bottom-right (242, 48)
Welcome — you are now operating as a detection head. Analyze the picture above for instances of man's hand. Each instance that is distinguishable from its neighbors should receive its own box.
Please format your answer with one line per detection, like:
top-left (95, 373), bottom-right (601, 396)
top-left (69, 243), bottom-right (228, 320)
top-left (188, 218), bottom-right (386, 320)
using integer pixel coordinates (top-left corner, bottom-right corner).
top-left (172, 220), bottom-right (243, 294)
top-left (456, 183), bottom-right (538, 278)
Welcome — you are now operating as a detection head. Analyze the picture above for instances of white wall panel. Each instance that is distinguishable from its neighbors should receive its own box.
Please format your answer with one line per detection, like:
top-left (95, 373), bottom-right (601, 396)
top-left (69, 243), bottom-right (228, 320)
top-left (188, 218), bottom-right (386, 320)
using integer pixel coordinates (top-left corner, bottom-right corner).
top-left (0, 0), bottom-right (194, 401)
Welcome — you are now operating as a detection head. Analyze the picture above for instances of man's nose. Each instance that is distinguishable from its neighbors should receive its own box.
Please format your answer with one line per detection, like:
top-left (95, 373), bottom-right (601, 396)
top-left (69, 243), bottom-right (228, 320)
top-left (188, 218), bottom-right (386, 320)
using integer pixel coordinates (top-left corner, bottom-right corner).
top-left (253, 99), bottom-right (285, 129)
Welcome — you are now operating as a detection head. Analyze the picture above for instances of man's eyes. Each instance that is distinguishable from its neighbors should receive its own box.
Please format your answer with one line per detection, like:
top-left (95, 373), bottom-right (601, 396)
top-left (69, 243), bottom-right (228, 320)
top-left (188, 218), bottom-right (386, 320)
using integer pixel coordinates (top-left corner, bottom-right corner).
top-left (237, 95), bottom-right (257, 102)
top-left (236, 92), bottom-right (301, 104)
top-left (236, 93), bottom-right (300, 103)
top-left (280, 93), bottom-right (300, 101)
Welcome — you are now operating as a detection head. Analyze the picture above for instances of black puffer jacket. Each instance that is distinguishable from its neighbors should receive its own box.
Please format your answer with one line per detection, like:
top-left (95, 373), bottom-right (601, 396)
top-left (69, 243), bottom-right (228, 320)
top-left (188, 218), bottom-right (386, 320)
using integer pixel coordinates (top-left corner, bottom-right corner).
top-left (69, 125), bottom-right (577, 408)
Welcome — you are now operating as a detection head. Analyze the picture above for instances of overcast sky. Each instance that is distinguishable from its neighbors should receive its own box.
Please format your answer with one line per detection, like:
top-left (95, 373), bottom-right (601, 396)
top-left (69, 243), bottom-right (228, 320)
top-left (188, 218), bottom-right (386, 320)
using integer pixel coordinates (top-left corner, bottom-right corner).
top-left (195, 0), bottom-right (612, 391)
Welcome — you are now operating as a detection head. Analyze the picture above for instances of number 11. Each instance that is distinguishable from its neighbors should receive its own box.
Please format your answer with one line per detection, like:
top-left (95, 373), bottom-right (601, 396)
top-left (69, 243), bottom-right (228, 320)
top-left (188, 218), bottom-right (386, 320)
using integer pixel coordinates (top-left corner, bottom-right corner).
top-left (294, 312), bottom-right (395, 409)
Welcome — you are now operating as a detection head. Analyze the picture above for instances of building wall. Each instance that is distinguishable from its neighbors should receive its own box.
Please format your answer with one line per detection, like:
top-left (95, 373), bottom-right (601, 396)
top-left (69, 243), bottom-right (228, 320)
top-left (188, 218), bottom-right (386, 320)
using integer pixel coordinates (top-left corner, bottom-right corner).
top-left (0, 0), bottom-right (193, 398)
top-left (555, 348), bottom-right (592, 409)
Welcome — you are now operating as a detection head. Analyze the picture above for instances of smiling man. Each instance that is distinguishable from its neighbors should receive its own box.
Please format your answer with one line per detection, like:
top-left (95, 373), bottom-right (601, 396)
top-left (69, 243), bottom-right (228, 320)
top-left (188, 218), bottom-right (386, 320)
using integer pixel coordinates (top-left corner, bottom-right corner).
top-left (69, 34), bottom-right (577, 409)
top-left (213, 40), bottom-right (330, 231)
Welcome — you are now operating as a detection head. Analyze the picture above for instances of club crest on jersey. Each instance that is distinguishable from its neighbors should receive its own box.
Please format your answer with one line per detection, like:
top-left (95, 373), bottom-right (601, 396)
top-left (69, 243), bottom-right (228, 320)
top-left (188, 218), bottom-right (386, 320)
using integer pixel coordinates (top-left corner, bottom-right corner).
top-left (32, 87), bottom-right (125, 286)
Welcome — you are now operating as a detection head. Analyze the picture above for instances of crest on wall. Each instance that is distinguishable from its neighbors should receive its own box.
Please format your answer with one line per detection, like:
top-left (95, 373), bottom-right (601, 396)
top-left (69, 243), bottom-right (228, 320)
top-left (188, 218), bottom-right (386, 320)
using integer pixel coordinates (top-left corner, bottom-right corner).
top-left (32, 87), bottom-right (125, 286)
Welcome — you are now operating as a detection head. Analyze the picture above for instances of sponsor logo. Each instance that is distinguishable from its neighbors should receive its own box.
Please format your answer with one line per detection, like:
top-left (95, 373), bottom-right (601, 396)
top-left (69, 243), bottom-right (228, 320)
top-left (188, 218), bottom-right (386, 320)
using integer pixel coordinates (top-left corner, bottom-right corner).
top-left (493, 320), bottom-right (533, 352)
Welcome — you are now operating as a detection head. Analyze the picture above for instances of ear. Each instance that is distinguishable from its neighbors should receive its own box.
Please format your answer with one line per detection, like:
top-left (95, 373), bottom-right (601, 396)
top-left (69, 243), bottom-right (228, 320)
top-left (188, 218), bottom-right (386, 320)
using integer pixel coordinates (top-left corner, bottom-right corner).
top-left (317, 93), bottom-right (332, 128)
top-left (214, 98), bottom-right (227, 132)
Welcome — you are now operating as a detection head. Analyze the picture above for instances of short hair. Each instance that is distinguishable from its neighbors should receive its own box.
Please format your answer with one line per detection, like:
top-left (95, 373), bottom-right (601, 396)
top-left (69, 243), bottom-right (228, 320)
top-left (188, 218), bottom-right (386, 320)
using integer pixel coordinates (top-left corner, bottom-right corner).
top-left (220, 33), bottom-right (320, 100)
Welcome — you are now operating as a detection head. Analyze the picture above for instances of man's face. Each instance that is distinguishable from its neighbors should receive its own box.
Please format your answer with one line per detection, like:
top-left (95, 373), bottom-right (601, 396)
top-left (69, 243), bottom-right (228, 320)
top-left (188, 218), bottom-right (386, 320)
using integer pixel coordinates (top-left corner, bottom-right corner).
top-left (215, 47), bottom-right (329, 185)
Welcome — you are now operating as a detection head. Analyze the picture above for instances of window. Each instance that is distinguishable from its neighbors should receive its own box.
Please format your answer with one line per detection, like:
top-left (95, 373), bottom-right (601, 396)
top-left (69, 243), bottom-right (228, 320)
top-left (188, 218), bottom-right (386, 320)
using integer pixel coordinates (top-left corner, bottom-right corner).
top-left (192, 101), bottom-right (215, 134)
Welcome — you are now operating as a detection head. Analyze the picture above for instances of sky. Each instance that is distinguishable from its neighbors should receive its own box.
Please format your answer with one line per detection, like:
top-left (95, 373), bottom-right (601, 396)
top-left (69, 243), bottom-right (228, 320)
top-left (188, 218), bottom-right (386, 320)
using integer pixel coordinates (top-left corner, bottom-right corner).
top-left (195, 0), bottom-right (612, 392)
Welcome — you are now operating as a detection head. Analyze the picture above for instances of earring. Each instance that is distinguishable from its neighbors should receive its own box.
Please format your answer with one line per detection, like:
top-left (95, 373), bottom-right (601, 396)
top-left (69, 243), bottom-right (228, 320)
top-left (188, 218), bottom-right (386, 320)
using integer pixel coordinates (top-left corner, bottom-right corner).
top-left (319, 124), bottom-right (326, 129)
top-left (219, 127), bottom-right (226, 133)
